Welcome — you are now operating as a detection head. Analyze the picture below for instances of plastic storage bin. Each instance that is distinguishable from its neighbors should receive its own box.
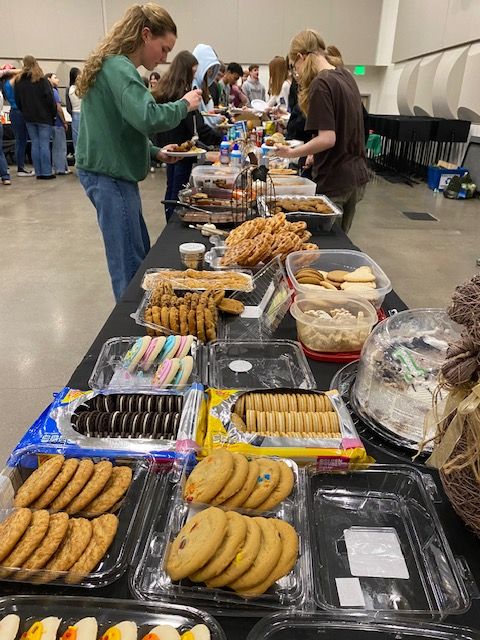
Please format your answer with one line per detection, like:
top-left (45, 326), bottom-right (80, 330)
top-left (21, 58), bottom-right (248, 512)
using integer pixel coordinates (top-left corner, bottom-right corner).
top-left (427, 165), bottom-right (468, 191)
top-left (270, 176), bottom-right (316, 196)
top-left (290, 293), bottom-right (377, 353)
top-left (247, 612), bottom-right (480, 640)
top-left (191, 165), bottom-right (240, 190)
top-left (0, 595), bottom-right (226, 640)
top-left (286, 249), bottom-right (392, 311)
top-left (306, 464), bottom-right (474, 619)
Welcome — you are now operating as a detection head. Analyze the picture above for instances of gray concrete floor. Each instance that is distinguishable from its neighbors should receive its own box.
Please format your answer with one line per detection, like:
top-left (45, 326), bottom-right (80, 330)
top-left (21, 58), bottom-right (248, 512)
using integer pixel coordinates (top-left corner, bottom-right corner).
top-left (0, 168), bottom-right (479, 463)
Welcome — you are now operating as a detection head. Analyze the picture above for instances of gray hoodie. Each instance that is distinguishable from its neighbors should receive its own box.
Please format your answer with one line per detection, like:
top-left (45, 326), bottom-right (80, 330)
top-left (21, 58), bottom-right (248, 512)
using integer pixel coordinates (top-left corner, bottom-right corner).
top-left (192, 44), bottom-right (221, 128)
top-left (242, 77), bottom-right (266, 104)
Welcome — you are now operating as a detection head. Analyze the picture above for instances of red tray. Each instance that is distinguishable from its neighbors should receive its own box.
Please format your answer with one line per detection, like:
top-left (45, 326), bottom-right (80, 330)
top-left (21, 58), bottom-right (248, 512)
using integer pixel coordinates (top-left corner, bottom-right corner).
top-left (300, 308), bottom-right (387, 363)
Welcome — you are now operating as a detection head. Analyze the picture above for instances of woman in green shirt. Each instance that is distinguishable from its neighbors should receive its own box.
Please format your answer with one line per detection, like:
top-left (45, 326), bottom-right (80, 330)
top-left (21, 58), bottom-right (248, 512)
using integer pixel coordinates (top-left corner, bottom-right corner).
top-left (75, 3), bottom-right (201, 301)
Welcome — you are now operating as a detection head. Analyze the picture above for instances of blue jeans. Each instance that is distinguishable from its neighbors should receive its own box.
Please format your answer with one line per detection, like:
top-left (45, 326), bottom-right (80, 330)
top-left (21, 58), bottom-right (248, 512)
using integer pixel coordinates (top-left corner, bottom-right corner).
top-left (0, 124), bottom-right (11, 179)
top-left (77, 169), bottom-right (151, 301)
top-left (9, 108), bottom-right (28, 170)
top-left (165, 158), bottom-right (195, 220)
top-left (26, 122), bottom-right (53, 176)
top-left (71, 112), bottom-right (80, 151)
top-left (52, 125), bottom-right (68, 173)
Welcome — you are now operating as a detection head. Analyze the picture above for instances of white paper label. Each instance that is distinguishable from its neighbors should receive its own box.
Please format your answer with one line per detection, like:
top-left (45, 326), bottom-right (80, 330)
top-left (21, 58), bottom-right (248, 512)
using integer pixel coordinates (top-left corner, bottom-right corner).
top-left (228, 359), bottom-right (253, 373)
top-left (344, 527), bottom-right (409, 579)
top-left (335, 577), bottom-right (366, 607)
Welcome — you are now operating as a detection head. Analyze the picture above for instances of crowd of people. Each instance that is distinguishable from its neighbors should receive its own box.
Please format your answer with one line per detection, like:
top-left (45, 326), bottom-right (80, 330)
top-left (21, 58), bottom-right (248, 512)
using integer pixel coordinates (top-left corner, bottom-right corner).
top-left (0, 2), bottom-right (368, 303)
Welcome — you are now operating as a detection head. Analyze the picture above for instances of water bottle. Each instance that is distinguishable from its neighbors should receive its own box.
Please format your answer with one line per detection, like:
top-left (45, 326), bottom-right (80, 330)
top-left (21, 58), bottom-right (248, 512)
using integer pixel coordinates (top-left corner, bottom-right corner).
top-left (220, 136), bottom-right (230, 165)
top-left (230, 144), bottom-right (242, 170)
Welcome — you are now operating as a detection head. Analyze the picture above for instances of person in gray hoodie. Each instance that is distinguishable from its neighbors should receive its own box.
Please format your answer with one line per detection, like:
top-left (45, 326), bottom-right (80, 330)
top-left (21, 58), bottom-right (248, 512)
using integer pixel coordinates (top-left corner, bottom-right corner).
top-left (242, 64), bottom-right (266, 105)
top-left (192, 43), bottom-right (222, 129)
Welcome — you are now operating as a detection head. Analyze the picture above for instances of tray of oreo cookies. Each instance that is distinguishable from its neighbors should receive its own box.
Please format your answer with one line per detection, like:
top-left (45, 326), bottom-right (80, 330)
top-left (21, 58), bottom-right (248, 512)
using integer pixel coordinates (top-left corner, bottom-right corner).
top-left (130, 449), bottom-right (307, 611)
top-left (0, 445), bottom-right (155, 587)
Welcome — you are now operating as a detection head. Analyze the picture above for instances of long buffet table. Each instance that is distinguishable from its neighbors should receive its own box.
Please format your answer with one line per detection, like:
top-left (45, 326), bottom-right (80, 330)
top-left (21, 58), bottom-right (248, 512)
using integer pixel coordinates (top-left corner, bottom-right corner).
top-left (2, 215), bottom-right (479, 638)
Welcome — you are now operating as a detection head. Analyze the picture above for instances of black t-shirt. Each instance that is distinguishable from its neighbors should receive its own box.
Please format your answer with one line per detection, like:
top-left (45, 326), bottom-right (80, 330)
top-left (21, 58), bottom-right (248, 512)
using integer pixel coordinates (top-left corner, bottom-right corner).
top-left (305, 66), bottom-right (368, 196)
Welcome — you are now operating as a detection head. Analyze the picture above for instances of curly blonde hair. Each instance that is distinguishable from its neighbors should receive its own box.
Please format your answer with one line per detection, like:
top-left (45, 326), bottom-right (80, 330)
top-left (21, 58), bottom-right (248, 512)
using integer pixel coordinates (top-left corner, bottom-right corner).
top-left (289, 29), bottom-right (343, 115)
top-left (76, 3), bottom-right (176, 97)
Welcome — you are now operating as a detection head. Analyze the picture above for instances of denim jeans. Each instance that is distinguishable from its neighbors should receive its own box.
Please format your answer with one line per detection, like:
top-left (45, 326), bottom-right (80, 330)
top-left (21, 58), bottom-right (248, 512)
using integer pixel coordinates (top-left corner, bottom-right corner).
top-left (52, 125), bottom-right (68, 173)
top-left (0, 124), bottom-right (11, 179)
top-left (165, 158), bottom-right (195, 220)
top-left (77, 169), bottom-right (151, 301)
top-left (26, 122), bottom-right (53, 176)
top-left (9, 108), bottom-right (28, 170)
top-left (71, 112), bottom-right (80, 151)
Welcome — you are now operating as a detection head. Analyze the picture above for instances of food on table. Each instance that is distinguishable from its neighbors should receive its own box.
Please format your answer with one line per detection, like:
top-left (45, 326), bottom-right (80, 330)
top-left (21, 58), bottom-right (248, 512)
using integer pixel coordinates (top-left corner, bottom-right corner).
top-left (183, 451), bottom-right (294, 512)
top-left (294, 265), bottom-right (377, 291)
top-left (221, 214), bottom-right (319, 267)
top-left (294, 305), bottom-right (373, 352)
top-left (14, 455), bottom-right (65, 507)
top-left (141, 624), bottom-right (211, 640)
top-left (101, 621), bottom-right (137, 640)
top-left (142, 268), bottom-right (253, 292)
top-left (265, 132), bottom-right (287, 146)
top-left (13, 458), bottom-right (132, 515)
top-left (71, 393), bottom-right (184, 440)
top-left (270, 197), bottom-right (334, 215)
top-left (267, 168), bottom-right (297, 175)
top-left (60, 617), bottom-right (98, 639)
top-left (168, 141), bottom-right (203, 154)
top-left (22, 617), bottom-right (61, 639)
top-left (232, 392), bottom-right (341, 440)
top-left (0, 614), bottom-right (20, 640)
top-left (165, 505), bottom-right (298, 596)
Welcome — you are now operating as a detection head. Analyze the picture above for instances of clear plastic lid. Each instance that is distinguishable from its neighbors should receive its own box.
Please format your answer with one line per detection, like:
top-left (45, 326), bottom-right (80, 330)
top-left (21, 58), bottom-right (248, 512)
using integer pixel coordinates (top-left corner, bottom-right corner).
top-left (258, 194), bottom-right (342, 233)
top-left (204, 340), bottom-right (316, 389)
top-left (286, 249), bottom-right (392, 310)
top-left (352, 309), bottom-right (462, 451)
top-left (247, 612), bottom-right (480, 640)
top-left (0, 595), bottom-right (226, 640)
top-left (306, 464), bottom-right (474, 618)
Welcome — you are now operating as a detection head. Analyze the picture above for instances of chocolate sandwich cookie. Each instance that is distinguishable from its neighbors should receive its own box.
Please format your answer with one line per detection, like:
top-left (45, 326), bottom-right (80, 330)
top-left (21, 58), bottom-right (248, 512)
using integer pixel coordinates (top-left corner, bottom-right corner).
top-left (147, 395), bottom-right (157, 413)
top-left (74, 412), bottom-right (87, 434)
top-left (136, 395), bottom-right (147, 413)
top-left (104, 394), bottom-right (116, 413)
top-left (109, 411), bottom-right (121, 437)
top-left (140, 412), bottom-right (151, 438)
top-left (130, 412), bottom-right (142, 438)
top-left (151, 413), bottom-right (162, 439)
top-left (172, 412), bottom-right (180, 439)
top-left (155, 396), bottom-right (166, 413)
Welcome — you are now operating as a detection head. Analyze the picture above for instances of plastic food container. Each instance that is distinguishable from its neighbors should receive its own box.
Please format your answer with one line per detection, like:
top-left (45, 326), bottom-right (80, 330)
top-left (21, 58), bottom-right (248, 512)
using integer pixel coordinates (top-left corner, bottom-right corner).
top-left (0, 445), bottom-right (154, 587)
top-left (56, 386), bottom-right (202, 452)
top-left (203, 340), bottom-right (316, 390)
top-left (306, 464), bottom-right (475, 618)
top-left (0, 595), bottom-right (226, 640)
top-left (286, 249), bottom-right (392, 310)
top-left (290, 293), bottom-right (377, 353)
top-left (247, 612), bottom-right (480, 640)
top-left (352, 308), bottom-right (462, 452)
top-left (141, 267), bottom-right (254, 292)
top-left (258, 195), bottom-right (342, 232)
top-left (191, 165), bottom-right (240, 189)
top-left (130, 457), bottom-right (309, 611)
top-left (270, 176), bottom-right (316, 196)
top-left (179, 242), bottom-right (206, 270)
top-left (88, 336), bottom-right (199, 392)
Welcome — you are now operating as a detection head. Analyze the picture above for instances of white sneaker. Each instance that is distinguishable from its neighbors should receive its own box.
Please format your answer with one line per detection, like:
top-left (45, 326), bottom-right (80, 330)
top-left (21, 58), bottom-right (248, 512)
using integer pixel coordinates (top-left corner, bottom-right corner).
top-left (17, 169), bottom-right (34, 177)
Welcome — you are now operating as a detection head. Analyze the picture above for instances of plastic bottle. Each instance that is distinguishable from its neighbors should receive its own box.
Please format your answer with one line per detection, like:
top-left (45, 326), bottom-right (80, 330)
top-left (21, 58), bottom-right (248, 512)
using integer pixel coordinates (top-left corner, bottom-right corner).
top-left (220, 136), bottom-right (230, 165)
top-left (230, 144), bottom-right (242, 169)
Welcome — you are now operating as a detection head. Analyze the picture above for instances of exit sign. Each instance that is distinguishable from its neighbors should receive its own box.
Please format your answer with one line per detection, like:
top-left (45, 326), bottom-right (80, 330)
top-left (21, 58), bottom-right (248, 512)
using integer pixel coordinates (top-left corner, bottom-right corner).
top-left (354, 65), bottom-right (366, 75)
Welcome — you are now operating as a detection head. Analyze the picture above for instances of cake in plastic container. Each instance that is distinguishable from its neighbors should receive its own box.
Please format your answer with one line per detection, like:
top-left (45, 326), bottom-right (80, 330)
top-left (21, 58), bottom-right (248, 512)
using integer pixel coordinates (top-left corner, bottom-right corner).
top-left (352, 309), bottom-right (461, 449)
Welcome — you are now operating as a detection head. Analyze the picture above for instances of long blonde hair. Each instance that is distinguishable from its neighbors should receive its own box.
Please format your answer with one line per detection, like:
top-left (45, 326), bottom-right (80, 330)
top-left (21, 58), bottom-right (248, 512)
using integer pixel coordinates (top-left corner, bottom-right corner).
top-left (289, 29), bottom-right (343, 114)
top-left (18, 55), bottom-right (44, 83)
top-left (268, 56), bottom-right (288, 97)
top-left (76, 3), bottom-right (177, 97)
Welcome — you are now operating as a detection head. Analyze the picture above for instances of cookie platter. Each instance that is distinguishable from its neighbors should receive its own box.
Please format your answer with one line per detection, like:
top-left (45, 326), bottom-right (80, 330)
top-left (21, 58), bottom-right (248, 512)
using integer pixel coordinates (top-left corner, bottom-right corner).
top-left (0, 595), bottom-right (226, 640)
top-left (0, 446), bottom-right (153, 588)
top-left (130, 451), bottom-right (307, 611)
top-left (258, 195), bottom-right (342, 233)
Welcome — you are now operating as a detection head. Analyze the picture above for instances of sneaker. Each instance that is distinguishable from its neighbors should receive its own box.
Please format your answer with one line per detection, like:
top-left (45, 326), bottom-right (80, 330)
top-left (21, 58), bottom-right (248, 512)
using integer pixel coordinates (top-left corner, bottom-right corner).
top-left (36, 175), bottom-right (56, 180)
top-left (150, 166), bottom-right (155, 173)
top-left (56, 170), bottom-right (72, 175)
top-left (17, 169), bottom-right (34, 177)
top-left (1, 178), bottom-right (11, 185)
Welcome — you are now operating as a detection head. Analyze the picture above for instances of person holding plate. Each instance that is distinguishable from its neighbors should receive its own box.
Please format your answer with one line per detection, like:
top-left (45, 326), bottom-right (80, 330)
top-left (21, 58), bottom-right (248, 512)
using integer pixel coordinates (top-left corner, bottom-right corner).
top-left (75, 3), bottom-right (202, 301)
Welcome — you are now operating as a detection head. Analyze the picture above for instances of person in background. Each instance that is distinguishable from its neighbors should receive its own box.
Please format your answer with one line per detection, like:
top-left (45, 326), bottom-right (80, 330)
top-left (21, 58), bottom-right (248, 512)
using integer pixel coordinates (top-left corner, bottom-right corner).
top-left (67, 67), bottom-right (82, 151)
top-left (241, 69), bottom-right (249, 85)
top-left (14, 55), bottom-right (56, 180)
top-left (210, 62), bottom-right (224, 107)
top-left (0, 91), bottom-right (11, 185)
top-left (149, 71), bottom-right (160, 90)
top-left (242, 64), bottom-right (266, 105)
top-left (267, 56), bottom-right (291, 110)
top-left (218, 62), bottom-right (244, 107)
top-left (75, 3), bottom-right (202, 301)
top-left (192, 44), bottom-right (222, 128)
top-left (275, 31), bottom-right (368, 234)
top-left (46, 73), bottom-right (70, 175)
top-left (153, 50), bottom-right (222, 220)
top-left (3, 69), bottom-right (33, 176)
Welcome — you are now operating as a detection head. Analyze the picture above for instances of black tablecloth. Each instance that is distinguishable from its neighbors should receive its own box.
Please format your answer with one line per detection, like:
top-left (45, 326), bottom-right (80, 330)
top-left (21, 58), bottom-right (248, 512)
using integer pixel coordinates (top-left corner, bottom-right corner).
top-left (4, 216), bottom-right (479, 637)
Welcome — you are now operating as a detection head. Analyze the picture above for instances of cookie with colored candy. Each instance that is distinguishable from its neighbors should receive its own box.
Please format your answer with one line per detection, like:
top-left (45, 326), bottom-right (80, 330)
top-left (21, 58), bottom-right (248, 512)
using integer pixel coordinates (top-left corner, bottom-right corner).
top-left (22, 617), bottom-right (61, 640)
top-left (210, 453), bottom-right (249, 506)
top-left (139, 336), bottom-right (166, 371)
top-left (255, 461), bottom-right (294, 512)
top-left (206, 516), bottom-right (261, 588)
top-left (166, 507), bottom-right (228, 580)
top-left (242, 459), bottom-right (280, 509)
top-left (184, 449), bottom-right (235, 504)
top-left (220, 459), bottom-right (259, 509)
top-left (189, 511), bottom-right (247, 582)
top-left (123, 337), bottom-right (151, 373)
top-left (14, 455), bottom-right (65, 507)
top-left (100, 621), bottom-right (137, 640)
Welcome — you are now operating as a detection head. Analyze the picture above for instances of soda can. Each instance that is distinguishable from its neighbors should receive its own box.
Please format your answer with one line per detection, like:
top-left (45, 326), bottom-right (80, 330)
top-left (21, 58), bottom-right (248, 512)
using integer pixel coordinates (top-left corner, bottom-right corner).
top-left (265, 120), bottom-right (275, 136)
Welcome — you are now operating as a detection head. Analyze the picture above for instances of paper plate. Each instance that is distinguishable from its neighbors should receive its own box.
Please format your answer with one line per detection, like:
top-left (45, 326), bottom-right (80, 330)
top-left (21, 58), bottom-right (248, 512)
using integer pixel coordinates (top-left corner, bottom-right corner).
top-left (162, 148), bottom-right (207, 158)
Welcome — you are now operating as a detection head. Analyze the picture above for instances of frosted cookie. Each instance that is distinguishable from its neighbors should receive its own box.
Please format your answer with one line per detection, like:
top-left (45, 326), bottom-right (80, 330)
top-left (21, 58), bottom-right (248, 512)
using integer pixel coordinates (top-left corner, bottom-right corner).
top-left (139, 336), bottom-right (166, 371)
top-left (123, 337), bottom-right (151, 373)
